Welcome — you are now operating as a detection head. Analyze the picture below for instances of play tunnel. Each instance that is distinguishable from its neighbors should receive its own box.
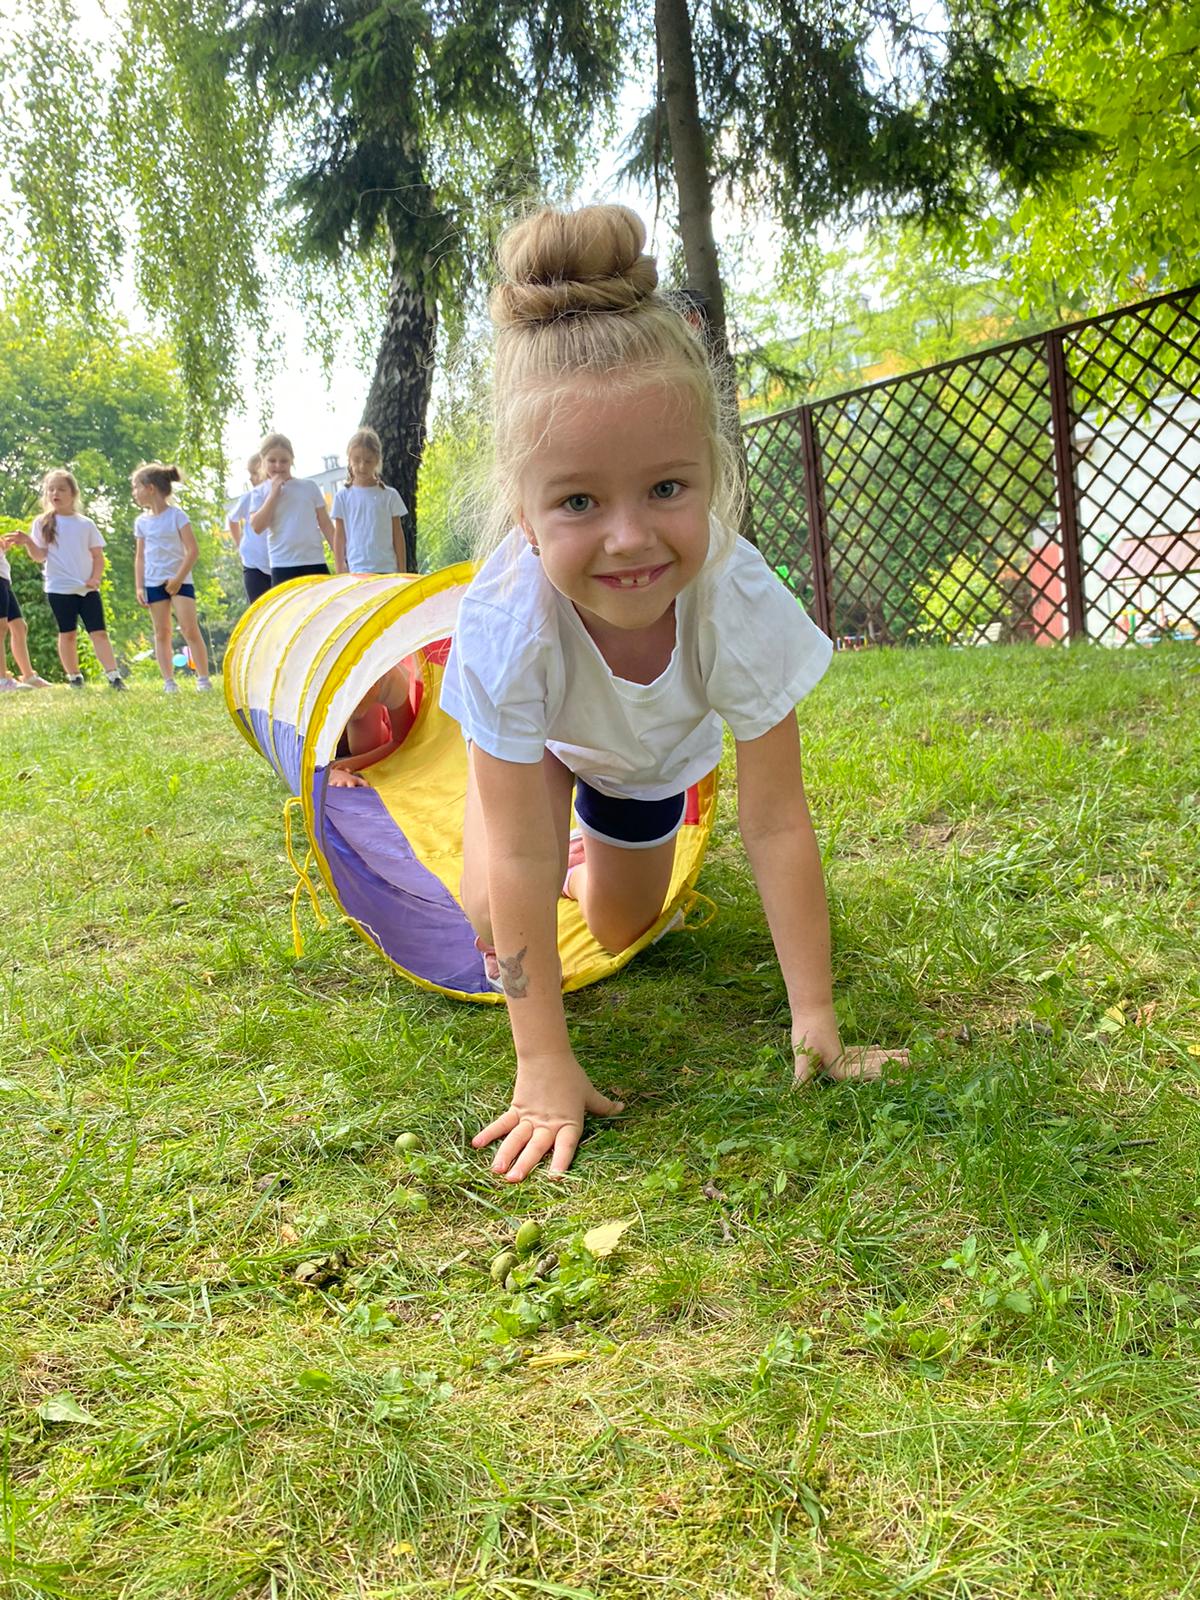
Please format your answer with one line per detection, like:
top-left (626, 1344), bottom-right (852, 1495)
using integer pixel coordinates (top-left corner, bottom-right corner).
top-left (223, 568), bottom-right (718, 1002)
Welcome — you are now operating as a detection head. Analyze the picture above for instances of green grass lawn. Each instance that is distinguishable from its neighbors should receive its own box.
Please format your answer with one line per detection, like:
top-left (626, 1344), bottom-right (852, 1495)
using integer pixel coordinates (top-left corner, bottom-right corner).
top-left (2, 643), bottom-right (1198, 1599)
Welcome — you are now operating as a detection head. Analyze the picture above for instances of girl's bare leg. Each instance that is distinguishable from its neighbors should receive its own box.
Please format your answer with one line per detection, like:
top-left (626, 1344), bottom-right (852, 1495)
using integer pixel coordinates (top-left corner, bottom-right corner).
top-left (461, 746), bottom-right (573, 948)
top-left (570, 833), bottom-right (677, 954)
top-left (150, 600), bottom-right (175, 682)
top-left (57, 630), bottom-right (80, 677)
top-left (172, 594), bottom-right (209, 678)
top-left (9, 619), bottom-right (36, 679)
top-left (88, 631), bottom-right (120, 675)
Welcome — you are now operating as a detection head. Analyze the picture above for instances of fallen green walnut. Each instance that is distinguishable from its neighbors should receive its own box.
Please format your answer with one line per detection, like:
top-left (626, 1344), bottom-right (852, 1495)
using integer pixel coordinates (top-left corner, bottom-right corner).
top-left (393, 1132), bottom-right (421, 1153)
top-left (489, 1249), bottom-right (518, 1284)
top-left (515, 1220), bottom-right (543, 1255)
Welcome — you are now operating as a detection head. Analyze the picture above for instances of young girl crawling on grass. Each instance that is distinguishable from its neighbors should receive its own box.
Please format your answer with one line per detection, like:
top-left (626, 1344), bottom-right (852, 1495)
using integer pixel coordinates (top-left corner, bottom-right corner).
top-left (439, 203), bottom-right (907, 1184)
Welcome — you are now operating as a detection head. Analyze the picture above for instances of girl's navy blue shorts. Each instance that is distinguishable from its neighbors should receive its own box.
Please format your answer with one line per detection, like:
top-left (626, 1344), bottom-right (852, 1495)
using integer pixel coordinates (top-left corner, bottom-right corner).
top-left (574, 778), bottom-right (686, 849)
top-left (0, 577), bottom-right (21, 623)
top-left (145, 581), bottom-right (195, 604)
top-left (47, 590), bottom-right (105, 634)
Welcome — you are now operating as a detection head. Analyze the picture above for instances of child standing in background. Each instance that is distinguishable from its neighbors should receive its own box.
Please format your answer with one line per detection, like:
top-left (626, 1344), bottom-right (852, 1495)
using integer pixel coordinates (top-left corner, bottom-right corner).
top-left (227, 453), bottom-right (272, 604)
top-left (331, 427), bottom-right (408, 575)
top-left (131, 462), bottom-right (212, 694)
top-left (248, 432), bottom-right (337, 584)
top-left (0, 535), bottom-right (50, 689)
top-left (8, 470), bottom-right (125, 689)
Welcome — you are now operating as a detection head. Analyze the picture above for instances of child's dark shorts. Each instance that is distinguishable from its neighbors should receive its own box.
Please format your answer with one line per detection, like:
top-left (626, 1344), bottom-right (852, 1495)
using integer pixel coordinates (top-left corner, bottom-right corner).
top-left (574, 779), bottom-right (686, 849)
top-left (47, 590), bottom-right (105, 634)
top-left (145, 581), bottom-right (195, 604)
top-left (0, 577), bottom-right (21, 623)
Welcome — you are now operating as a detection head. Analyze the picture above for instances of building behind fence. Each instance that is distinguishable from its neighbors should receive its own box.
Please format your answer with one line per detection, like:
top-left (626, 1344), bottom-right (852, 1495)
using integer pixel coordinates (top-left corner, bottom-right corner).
top-left (744, 284), bottom-right (1200, 648)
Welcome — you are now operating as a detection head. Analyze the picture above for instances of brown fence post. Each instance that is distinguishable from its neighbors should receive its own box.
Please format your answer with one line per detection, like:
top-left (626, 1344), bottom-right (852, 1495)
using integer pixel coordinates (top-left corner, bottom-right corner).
top-left (1046, 330), bottom-right (1087, 640)
top-left (799, 405), bottom-right (834, 638)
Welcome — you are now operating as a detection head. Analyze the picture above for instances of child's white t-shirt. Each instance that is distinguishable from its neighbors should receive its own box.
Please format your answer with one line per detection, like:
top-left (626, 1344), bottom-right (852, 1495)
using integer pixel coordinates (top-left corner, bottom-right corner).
top-left (441, 528), bottom-right (833, 801)
top-left (249, 477), bottom-right (327, 568)
top-left (231, 490), bottom-right (270, 574)
top-left (30, 514), bottom-right (105, 595)
top-left (330, 483), bottom-right (407, 573)
top-left (134, 505), bottom-right (191, 586)
top-left (0, 545), bottom-right (11, 582)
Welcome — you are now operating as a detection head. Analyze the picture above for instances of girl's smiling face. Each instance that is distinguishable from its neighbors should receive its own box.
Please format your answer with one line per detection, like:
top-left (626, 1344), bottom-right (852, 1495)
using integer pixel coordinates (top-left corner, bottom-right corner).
top-left (518, 380), bottom-right (712, 638)
top-left (263, 447), bottom-right (293, 480)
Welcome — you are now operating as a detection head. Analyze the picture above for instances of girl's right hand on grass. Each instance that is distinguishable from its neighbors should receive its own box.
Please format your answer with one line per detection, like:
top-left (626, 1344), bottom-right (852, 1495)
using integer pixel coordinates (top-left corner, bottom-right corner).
top-left (473, 1055), bottom-right (624, 1182)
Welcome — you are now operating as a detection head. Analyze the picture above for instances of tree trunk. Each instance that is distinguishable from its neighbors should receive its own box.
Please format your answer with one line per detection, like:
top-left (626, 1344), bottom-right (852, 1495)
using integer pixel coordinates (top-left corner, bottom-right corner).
top-left (655, 0), bottom-right (754, 541)
top-left (362, 241), bottom-right (438, 572)
top-left (655, 0), bottom-right (727, 348)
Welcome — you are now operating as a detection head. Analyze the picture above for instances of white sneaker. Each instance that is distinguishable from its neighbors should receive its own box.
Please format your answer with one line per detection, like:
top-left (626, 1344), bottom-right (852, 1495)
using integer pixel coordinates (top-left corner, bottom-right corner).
top-left (163, 679), bottom-right (180, 694)
top-left (195, 676), bottom-right (212, 691)
top-left (0, 677), bottom-right (20, 691)
top-left (20, 674), bottom-right (50, 687)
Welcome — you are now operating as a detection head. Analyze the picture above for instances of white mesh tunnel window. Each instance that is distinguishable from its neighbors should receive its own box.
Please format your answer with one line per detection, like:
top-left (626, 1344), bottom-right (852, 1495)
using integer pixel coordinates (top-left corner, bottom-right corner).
top-left (224, 569), bottom-right (718, 1002)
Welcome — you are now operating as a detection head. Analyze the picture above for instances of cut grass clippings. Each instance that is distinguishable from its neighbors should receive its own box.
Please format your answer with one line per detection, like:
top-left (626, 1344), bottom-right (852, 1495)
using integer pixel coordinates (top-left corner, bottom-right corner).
top-left (1, 640), bottom-right (1198, 1598)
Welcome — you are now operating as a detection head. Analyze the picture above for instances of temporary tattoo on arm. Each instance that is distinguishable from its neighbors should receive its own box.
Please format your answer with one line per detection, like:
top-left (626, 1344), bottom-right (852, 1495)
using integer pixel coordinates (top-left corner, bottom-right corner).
top-left (499, 946), bottom-right (530, 999)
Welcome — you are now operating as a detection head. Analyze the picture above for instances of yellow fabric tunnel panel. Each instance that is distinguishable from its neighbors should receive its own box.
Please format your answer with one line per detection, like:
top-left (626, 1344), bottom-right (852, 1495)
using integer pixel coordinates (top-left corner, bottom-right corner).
top-left (224, 569), bottom-right (717, 1002)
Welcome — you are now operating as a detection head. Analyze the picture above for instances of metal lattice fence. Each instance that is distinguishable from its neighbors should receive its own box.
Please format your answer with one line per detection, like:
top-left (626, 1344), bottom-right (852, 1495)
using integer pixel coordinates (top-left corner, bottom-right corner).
top-left (744, 283), bottom-right (1200, 647)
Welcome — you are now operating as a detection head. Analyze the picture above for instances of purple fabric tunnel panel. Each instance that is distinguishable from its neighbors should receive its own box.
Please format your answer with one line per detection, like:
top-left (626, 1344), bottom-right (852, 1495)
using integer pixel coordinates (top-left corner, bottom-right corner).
top-left (315, 769), bottom-right (489, 995)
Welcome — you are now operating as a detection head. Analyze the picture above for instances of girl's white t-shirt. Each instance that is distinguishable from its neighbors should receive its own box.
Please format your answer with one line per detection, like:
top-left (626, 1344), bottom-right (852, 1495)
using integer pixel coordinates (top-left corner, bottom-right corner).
top-left (249, 477), bottom-right (328, 568)
top-left (231, 490), bottom-right (270, 574)
top-left (0, 545), bottom-right (11, 582)
top-left (134, 504), bottom-right (191, 586)
top-left (30, 514), bottom-right (105, 595)
top-left (441, 528), bottom-right (833, 801)
top-left (330, 483), bottom-right (407, 573)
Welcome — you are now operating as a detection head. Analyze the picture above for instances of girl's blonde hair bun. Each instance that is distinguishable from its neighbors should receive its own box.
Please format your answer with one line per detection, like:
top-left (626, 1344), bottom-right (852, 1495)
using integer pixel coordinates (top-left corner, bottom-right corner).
top-left (490, 205), bottom-right (658, 328)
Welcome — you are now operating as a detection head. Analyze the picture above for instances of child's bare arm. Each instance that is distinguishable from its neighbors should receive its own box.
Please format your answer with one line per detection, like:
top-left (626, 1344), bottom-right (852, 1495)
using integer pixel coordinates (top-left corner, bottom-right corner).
top-left (736, 712), bottom-right (907, 1082)
top-left (317, 503), bottom-right (337, 553)
top-left (470, 746), bottom-right (622, 1180)
top-left (14, 532), bottom-right (47, 563)
top-left (391, 516), bottom-right (407, 573)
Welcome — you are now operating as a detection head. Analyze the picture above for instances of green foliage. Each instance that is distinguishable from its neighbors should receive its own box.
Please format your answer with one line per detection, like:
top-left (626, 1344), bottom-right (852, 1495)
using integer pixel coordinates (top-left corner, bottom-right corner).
top-left (981, 0), bottom-right (1200, 298)
top-left (626, 0), bottom-right (1092, 243)
top-left (414, 422), bottom-right (486, 573)
top-left (737, 222), bottom-right (1070, 416)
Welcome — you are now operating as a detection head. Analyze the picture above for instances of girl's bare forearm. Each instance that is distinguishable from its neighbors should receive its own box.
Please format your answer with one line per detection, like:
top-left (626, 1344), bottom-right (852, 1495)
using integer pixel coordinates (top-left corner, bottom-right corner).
top-left (741, 818), bottom-right (835, 1016)
top-left (486, 846), bottom-right (571, 1061)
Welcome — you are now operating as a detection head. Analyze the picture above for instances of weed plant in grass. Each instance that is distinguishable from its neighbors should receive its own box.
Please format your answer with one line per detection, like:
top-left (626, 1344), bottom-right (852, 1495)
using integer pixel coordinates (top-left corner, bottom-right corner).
top-left (1, 643), bottom-right (1198, 1599)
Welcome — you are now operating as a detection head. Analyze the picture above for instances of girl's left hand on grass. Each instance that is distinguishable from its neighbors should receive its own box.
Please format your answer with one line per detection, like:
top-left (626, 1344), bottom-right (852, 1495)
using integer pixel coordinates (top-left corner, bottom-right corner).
top-left (791, 1009), bottom-right (908, 1083)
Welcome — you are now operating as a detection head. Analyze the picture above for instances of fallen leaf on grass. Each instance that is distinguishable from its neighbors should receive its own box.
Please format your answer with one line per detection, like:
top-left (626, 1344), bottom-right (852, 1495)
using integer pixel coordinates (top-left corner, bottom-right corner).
top-left (583, 1218), bottom-right (634, 1258)
top-left (37, 1393), bottom-right (98, 1426)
